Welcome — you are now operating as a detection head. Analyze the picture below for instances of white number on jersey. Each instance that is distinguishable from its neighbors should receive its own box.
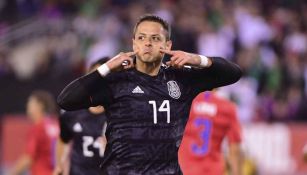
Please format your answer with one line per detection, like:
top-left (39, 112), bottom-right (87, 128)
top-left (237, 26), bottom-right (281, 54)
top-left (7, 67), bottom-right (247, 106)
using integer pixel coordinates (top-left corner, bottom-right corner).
top-left (148, 100), bottom-right (170, 124)
top-left (82, 136), bottom-right (105, 157)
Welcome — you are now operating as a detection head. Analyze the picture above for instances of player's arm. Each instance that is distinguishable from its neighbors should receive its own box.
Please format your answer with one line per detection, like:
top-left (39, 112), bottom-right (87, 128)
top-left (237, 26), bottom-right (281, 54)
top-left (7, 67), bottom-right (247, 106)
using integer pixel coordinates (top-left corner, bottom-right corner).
top-left (57, 51), bottom-right (137, 111)
top-left (226, 103), bottom-right (243, 175)
top-left (10, 155), bottom-right (32, 175)
top-left (10, 127), bottom-right (38, 175)
top-left (192, 56), bottom-right (242, 90)
top-left (99, 122), bottom-right (108, 156)
top-left (57, 71), bottom-right (112, 111)
top-left (53, 112), bottom-right (73, 175)
top-left (160, 49), bottom-right (242, 91)
top-left (53, 138), bottom-right (70, 175)
top-left (228, 143), bottom-right (242, 175)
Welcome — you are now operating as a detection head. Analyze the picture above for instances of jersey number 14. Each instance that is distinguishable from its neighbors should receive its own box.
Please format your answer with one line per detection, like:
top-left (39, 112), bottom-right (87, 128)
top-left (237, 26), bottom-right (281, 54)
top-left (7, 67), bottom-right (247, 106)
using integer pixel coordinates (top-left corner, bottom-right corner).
top-left (148, 100), bottom-right (170, 124)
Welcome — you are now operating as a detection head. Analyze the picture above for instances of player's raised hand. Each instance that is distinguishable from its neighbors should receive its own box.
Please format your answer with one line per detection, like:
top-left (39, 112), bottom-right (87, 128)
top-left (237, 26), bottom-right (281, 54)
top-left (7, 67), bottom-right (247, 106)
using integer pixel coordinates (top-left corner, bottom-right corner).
top-left (160, 49), bottom-right (211, 68)
top-left (106, 51), bottom-right (138, 72)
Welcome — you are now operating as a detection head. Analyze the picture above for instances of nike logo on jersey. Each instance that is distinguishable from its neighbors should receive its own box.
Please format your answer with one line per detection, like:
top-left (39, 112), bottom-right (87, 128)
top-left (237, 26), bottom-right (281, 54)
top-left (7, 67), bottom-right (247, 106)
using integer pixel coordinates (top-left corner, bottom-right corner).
top-left (73, 122), bottom-right (83, 132)
top-left (132, 86), bottom-right (144, 94)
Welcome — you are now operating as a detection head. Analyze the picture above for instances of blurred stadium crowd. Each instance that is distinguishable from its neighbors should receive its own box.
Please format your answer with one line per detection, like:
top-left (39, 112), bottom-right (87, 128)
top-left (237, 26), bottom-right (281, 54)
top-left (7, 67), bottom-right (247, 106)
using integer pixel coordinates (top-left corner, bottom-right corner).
top-left (0, 0), bottom-right (306, 123)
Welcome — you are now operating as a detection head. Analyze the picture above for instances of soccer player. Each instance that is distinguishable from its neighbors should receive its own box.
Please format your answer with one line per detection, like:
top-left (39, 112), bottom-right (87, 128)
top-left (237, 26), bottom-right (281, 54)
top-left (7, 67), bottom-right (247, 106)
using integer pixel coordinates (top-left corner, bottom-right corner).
top-left (11, 90), bottom-right (59, 175)
top-left (178, 91), bottom-right (242, 175)
top-left (53, 58), bottom-right (109, 175)
top-left (57, 14), bottom-right (242, 174)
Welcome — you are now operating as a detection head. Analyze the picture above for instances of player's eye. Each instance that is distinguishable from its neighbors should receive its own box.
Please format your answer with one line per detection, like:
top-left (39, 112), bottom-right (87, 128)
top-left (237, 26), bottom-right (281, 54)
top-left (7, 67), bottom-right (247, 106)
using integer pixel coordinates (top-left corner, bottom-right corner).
top-left (137, 36), bottom-right (145, 40)
top-left (152, 36), bottom-right (161, 41)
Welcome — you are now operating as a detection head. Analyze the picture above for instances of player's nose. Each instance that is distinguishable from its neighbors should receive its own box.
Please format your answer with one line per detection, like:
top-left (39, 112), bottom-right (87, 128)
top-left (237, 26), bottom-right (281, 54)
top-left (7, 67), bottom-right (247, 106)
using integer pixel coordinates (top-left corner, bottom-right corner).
top-left (144, 38), bottom-right (152, 47)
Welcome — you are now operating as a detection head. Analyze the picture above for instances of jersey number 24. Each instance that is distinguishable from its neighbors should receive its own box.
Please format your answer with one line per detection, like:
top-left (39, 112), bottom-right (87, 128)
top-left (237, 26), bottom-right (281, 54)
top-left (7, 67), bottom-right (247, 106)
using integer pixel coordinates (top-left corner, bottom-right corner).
top-left (82, 136), bottom-right (105, 157)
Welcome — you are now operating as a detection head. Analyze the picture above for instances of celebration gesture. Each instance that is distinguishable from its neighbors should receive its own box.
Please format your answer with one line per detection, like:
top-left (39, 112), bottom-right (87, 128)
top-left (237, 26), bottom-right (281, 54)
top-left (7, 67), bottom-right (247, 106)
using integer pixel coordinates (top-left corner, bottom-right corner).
top-left (160, 49), bottom-right (212, 68)
top-left (57, 14), bottom-right (241, 175)
top-left (106, 51), bottom-right (138, 72)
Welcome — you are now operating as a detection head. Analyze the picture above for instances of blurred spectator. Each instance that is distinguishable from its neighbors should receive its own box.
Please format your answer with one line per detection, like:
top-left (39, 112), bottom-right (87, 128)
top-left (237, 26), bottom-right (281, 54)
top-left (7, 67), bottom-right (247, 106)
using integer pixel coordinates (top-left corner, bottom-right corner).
top-left (235, 2), bottom-right (273, 49)
top-left (222, 76), bottom-right (258, 123)
top-left (8, 38), bottom-right (51, 80)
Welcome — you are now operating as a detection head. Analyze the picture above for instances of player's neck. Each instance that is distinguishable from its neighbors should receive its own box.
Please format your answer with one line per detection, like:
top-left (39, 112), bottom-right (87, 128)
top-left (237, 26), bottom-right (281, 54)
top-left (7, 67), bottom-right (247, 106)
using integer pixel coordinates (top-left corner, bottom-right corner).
top-left (88, 106), bottom-right (104, 114)
top-left (135, 59), bottom-right (161, 76)
top-left (31, 114), bottom-right (44, 124)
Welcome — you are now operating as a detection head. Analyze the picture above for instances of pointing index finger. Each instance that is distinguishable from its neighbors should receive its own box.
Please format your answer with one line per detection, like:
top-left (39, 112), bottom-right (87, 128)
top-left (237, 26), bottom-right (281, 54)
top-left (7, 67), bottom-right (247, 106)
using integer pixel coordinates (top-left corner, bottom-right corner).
top-left (126, 51), bottom-right (138, 57)
top-left (160, 49), bottom-right (174, 55)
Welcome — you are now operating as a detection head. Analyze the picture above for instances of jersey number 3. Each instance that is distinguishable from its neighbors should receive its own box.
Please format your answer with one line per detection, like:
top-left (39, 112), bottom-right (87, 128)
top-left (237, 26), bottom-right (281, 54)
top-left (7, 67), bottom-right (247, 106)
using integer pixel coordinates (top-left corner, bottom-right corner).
top-left (191, 118), bottom-right (212, 156)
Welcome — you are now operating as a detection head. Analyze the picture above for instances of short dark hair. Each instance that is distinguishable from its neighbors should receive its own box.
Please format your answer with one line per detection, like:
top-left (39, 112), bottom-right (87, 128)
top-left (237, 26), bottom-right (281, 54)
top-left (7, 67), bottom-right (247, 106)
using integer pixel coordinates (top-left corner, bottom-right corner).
top-left (133, 14), bottom-right (171, 41)
top-left (30, 90), bottom-right (58, 115)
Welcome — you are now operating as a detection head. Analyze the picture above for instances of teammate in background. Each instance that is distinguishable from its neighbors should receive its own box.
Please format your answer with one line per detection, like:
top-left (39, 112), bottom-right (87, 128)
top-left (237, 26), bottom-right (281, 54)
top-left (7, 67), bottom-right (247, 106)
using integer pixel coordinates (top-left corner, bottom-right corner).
top-left (57, 14), bottom-right (242, 174)
top-left (179, 91), bottom-right (242, 175)
top-left (53, 58), bottom-right (109, 175)
top-left (11, 90), bottom-right (59, 175)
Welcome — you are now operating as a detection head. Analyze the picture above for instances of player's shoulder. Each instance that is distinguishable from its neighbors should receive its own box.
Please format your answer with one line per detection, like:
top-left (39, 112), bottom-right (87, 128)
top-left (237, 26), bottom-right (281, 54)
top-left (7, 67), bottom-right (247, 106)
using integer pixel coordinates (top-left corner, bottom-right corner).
top-left (211, 93), bottom-right (237, 113)
top-left (160, 65), bottom-right (195, 83)
top-left (195, 92), bottom-right (236, 108)
top-left (105, 69), bottom-right (135, 82)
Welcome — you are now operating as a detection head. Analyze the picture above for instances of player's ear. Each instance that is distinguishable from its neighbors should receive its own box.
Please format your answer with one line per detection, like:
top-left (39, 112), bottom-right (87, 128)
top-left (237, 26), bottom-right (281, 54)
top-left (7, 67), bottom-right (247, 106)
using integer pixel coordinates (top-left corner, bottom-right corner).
top-left (132, 38), bottom-right (137, 51)
top-left (165, 40), bottom-right (172, 51)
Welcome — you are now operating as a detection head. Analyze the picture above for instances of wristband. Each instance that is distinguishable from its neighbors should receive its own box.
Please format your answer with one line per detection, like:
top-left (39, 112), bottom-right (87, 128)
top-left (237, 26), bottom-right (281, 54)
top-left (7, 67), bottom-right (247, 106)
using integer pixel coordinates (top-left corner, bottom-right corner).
top-left (97, 64), bottom-right (110, 77)
top-left (199, 55), bottom-right (209, 67)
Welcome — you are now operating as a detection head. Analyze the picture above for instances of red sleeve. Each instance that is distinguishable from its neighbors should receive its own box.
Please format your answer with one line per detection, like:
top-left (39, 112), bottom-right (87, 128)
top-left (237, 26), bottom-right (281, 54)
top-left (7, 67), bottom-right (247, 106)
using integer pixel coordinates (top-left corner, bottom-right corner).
top-left (25, 126), bottom-right (39, 158)
top-left (226, 103), bottom-right (242, 144)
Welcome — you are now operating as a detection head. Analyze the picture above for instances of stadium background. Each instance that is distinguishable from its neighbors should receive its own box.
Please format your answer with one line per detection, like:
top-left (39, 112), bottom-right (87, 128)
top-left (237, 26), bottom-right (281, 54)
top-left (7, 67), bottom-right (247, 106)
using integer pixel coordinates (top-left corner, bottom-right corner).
top-left (0, 0), bottom-right (306, 174)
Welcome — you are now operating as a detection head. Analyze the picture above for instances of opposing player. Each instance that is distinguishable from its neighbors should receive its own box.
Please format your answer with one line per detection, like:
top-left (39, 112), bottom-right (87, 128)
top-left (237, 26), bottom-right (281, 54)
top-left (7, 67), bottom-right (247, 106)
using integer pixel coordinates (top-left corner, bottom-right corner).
top-left (11, 90), bottom-right (59, 175)
top-left (179, 91), bottom-right (242, 175)
top-left (53, 58), bottom-right (109, 175)
top-left (57, 14), bottom-right (242, 174)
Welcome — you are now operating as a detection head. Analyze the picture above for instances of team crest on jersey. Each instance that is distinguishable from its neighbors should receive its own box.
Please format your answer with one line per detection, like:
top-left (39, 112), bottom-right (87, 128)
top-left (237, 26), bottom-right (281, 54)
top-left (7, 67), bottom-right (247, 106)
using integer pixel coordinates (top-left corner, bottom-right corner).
top-left (167, 80), bottom-right (181, 99)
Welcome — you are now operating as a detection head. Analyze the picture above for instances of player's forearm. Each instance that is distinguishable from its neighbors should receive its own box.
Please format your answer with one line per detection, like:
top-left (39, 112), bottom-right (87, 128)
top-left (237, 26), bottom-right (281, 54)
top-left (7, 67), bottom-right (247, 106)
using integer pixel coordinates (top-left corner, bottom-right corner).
top-left (229, 143), bottom-right (243, 175)
top-left (53, 139), bottom-right (69, 175)
top-left (55, 138), bottom-right (66, 166)
top-left (57, 77), bottom-right (92, 111)
top-left (11, 155), bottom-right (32, 175)
top-left (57, 71), bottom-right (111, 111)
top-left (229, 158), bottom-right (242, 175)
top-left (204, 57), bottom-right (242, 88)
top-left (188, 54), bottom-right (212, 68)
